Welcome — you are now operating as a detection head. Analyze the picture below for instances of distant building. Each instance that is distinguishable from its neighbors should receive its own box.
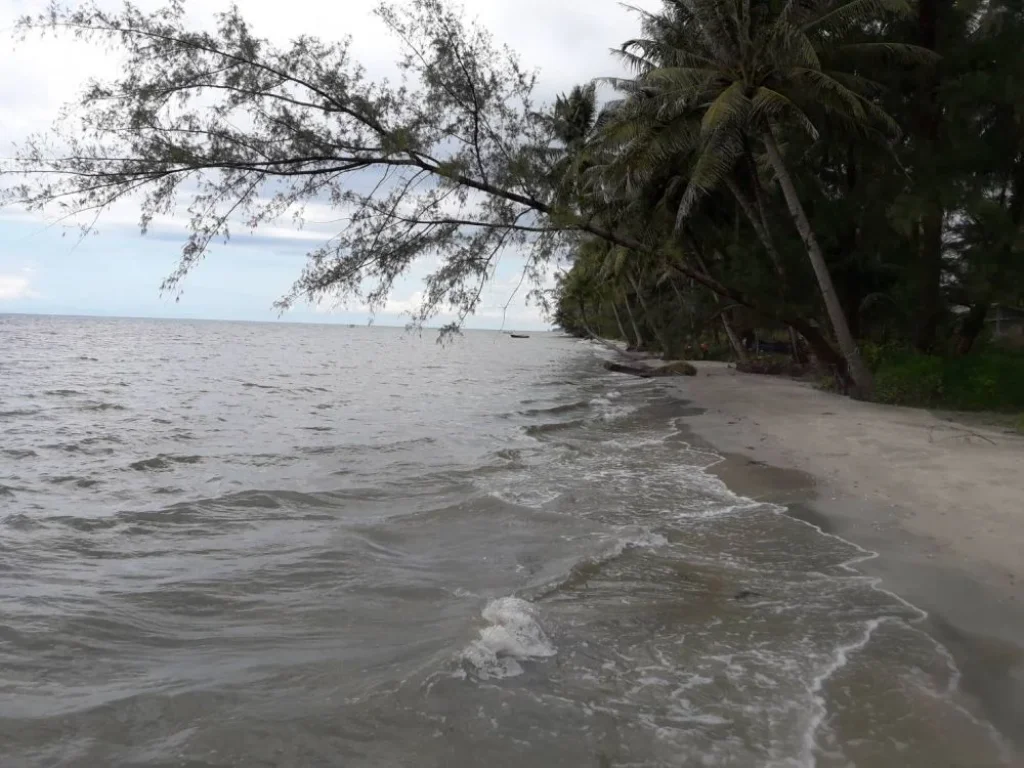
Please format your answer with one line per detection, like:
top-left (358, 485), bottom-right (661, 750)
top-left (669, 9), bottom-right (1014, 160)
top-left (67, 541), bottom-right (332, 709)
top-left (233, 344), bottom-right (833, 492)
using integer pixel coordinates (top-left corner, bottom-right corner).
top-left (988, 304), bottom-right (1024, 339)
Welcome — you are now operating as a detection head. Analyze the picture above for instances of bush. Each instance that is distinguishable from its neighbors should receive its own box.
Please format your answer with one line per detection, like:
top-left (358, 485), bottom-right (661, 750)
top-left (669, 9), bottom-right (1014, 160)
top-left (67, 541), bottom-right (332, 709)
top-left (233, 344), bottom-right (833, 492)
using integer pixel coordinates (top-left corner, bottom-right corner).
top-left (873, 348), bottom-right (1024, 411)
top-left (874, 354), bottom-right (945, 406)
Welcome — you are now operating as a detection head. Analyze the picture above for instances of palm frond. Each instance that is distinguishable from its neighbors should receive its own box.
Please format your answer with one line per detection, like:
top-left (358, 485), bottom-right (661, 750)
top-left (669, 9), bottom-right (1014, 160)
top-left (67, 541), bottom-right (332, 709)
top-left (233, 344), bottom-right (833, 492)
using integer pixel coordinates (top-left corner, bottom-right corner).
top-left (819, 70), bottom-right (887, 98)
top-left (612, 45), bottom-right (658, 75)
top-left (790, 67), bottom-right (868, 123)
top-left (676, 131), bottom-right (744, 228)
top-left (645, 66), bottom-right (721, 93)
top-left (699, 81), bottom-right (751, 137)
top-left (828, 42), bottom-right (939, 65)
top-left (751, 86), bottom-right (819, 139)
top-left (681, 0), bottom-right (739, 62)
top-left (801, 0), bottom-right (912, 37)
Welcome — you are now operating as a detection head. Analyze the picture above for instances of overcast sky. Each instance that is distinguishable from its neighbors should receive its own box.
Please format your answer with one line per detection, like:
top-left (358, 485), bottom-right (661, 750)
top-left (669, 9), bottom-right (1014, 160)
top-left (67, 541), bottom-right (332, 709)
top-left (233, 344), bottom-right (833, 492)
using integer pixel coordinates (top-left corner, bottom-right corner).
top-left (0, 0), bottom-right (658, 328)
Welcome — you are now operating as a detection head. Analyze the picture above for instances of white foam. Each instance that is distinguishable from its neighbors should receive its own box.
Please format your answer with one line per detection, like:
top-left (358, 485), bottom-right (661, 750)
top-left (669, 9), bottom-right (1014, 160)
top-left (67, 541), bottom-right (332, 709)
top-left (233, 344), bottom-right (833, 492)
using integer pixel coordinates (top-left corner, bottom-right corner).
top-left (799, 618), bottom-right (883, 767)
top-left (485, 487), bottom-right (562, 509)
top-left (461, 597), bottom-right (556, 679)
top-left (603, 530), bottom-right (669, 558)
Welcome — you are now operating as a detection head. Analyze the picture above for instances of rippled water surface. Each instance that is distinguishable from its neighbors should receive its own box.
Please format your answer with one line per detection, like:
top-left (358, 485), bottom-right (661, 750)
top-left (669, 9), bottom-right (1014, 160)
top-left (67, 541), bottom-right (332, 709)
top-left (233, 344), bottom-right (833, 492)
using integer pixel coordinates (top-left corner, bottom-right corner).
top-left (0, 314), bottom-right (1014, 767)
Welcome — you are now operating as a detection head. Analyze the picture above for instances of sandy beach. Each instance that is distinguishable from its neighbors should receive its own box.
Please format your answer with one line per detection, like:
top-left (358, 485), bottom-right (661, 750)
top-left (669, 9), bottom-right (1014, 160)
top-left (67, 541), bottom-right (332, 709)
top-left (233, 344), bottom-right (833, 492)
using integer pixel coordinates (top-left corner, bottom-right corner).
top-left (671, 361), bottom-right (1024, 752)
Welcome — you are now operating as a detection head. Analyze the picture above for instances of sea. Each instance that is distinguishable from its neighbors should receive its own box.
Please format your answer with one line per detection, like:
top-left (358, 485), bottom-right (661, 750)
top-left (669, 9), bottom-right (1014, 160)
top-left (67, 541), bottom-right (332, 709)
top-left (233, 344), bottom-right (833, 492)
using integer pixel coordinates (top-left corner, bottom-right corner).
top-left (0, 314), bottom-right (1015, 767)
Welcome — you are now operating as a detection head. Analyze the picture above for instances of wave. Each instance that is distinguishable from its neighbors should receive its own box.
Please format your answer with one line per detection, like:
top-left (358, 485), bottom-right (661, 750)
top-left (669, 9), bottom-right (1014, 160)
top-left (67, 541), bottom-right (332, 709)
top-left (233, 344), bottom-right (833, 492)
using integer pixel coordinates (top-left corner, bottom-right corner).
top-left (2, 449), bottom-right (38, 459)
top-left (524, 420), bottom-right (585, 437)
top-left (299, 436), bottom-right (436, 457)
top-left (42, 441), bottom-right (117, 456)
top-left (128, 454), bottom-right (204, 471)
top-left (0, 513), bottom-right (41, 530)
top-left (0, 408), bottom-right (41, 418)
top-left (533, 530), bottom-right (669, 599)
top-left (461, 597), bottom-right (557, 680)
top-left (46, 475), bottom-right (102, 488)
top-left (519, 400), bottom-right (591, 417)
top-left (81, 402), bottom-right (127, 412)
top-left (44, 389), bottom-right (82, 397)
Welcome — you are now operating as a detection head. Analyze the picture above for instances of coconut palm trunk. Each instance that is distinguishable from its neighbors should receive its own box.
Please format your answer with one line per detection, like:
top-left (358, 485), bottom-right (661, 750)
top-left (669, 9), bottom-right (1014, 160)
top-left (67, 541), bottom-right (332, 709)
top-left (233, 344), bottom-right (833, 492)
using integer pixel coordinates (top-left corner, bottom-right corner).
top-left (724, 176), bottom-right (803, 363)
top-left (622, 292), bottom-right (645, 350)
top-left (685, 252), bottom-right (749, 363)
top-left (608, 300), bottom-right (630, 344)
top-left (762, 132), bottom-right (873, 398)
top-left (721, 312), bottom-right (749, 363)
top-left (627, 270), bottom-right (670, 354)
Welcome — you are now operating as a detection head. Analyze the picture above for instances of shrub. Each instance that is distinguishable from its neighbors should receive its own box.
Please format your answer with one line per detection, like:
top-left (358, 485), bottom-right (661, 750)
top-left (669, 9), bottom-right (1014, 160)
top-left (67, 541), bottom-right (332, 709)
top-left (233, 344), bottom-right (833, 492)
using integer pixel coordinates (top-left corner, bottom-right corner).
top-left (873, 348), bottom-right (1024, 411)
top-left (874, 354), bottom-right (945, 406)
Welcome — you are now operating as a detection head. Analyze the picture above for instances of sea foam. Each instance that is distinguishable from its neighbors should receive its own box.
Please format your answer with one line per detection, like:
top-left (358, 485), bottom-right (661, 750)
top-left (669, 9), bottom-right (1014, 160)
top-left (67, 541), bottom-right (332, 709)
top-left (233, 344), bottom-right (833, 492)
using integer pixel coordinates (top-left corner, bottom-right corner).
top-left (461, 597), bottom-right (557, 679)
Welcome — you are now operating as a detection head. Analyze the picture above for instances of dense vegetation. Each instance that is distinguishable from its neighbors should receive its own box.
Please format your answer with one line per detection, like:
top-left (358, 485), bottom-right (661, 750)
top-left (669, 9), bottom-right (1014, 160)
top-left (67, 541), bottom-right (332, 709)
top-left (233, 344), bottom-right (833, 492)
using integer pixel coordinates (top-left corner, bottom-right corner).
top-left (4, 0), bottom-right (1023, 406)
top-left (549, 0), bottom-right (1024, 405)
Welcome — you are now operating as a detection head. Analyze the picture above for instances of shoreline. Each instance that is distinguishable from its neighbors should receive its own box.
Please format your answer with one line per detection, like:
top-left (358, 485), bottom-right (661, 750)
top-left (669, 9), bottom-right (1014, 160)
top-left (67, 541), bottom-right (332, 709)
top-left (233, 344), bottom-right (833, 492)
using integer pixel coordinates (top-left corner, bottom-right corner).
top-left (664, 362), bottom-right (1024, 756)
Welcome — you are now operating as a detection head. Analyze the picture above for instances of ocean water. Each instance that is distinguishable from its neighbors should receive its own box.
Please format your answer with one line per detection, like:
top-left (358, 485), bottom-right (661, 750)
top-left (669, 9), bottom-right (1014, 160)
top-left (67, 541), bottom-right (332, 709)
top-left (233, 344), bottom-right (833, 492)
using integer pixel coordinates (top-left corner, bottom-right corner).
top-left (0, 314), bottom-right (1014, 767)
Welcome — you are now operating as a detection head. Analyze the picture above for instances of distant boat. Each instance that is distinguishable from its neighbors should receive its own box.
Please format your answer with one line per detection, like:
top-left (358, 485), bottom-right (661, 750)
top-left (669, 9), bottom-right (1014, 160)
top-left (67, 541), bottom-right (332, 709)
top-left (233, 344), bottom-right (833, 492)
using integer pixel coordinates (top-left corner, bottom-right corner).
top-left (510, 333), bottom-right (530, 339)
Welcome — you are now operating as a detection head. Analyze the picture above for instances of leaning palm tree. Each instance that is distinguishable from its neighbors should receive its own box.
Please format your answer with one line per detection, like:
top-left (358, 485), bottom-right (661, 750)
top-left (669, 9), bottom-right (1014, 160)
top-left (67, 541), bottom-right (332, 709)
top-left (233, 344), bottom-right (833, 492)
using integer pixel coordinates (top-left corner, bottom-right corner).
top-left (603, 0), bottom-right (929, 398)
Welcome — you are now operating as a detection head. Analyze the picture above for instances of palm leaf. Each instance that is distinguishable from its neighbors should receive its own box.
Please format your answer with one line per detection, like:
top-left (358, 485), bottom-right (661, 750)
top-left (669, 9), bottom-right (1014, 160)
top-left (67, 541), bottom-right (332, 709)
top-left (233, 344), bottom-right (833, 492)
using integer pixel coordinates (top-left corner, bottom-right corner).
top-left (645, 66), bottom-right (721, 94)
top-left (699, 81), bottom-right (750, 137)
top-left (676, 131), bottom-right (744, 228)
top-left (828, 42), bottom-right (939, 65)
top-left (751, 86), bottom-right (819, 139)
top-left (790, 67), bottom-right (868, 123)
top-left (800, 0), bottom-right (912, 37)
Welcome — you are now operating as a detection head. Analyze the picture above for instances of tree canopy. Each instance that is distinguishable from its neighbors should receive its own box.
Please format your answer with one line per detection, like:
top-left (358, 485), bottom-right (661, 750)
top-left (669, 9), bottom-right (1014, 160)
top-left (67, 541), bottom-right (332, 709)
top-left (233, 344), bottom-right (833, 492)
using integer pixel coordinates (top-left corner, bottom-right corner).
top-left (4, 0), bottom-right (1024, 400)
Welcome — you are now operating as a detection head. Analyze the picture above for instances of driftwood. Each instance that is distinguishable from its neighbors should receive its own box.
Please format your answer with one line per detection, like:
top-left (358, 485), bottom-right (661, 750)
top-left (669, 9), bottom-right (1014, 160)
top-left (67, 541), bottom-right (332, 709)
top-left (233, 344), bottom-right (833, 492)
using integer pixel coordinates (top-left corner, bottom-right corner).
top-left (604, 360), bottom-right (698, 378)
top-left (604, 361), bottom-right (655, 378)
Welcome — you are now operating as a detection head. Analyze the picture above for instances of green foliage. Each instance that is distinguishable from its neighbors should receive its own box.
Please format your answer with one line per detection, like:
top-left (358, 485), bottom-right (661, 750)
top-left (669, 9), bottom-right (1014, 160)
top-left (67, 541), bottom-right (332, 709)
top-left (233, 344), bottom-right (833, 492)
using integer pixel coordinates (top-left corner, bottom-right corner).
top-left (874, 354), bottom-right (946, 406)
top-left (873, 349), bottom-right (1024, 411)
top-left (6, 0), bottom-right (1024, 394)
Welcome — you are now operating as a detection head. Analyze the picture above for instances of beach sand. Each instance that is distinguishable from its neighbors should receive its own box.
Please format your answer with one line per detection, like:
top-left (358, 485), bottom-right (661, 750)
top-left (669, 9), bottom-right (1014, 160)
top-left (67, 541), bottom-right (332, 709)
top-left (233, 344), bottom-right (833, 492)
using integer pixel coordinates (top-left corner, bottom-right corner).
top-left (669, 361), bottom-right (1024, 754)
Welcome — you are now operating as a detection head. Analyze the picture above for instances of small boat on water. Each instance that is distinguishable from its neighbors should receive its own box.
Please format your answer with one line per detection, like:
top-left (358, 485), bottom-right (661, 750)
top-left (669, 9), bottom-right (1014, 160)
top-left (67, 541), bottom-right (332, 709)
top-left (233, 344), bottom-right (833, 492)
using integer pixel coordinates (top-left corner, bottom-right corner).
top-left (510, 333), bottom-right (530, 339)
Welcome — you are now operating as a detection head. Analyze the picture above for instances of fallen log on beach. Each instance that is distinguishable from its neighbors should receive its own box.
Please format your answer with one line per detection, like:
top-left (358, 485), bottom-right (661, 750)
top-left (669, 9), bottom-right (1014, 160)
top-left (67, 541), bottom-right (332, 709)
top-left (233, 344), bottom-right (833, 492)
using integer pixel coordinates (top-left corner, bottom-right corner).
top-left (604, 361), bottom-right (655, 377)
top-left (604, 360), bottom-right (698, 378)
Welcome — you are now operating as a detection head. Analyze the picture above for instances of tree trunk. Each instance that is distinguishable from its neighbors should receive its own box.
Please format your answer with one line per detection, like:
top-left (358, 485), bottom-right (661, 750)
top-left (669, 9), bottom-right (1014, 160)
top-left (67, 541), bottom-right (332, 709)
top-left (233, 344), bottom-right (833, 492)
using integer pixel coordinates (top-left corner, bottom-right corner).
top-left (763, 131), bottom-right (874, 399)
top-left (722, 312), bottom-right (750, 364)
top-left (914, 208), bottom-right (944, 352)
top-left (622, 292), bottom-right (644, 350)
top-left (627, 271), bottom-right (670, 354)
top-left (725, 176), bottom-right (804, 363)
top-left (955, 299), bottom-right (990, 356)
top-left (725, 176), bottom-right (787, 277)
top-left (685, 250), bottom-right (749, 363)
top-left (787, 327), bottom-right (805, 364)
top-left (911, 0), bottom-right (950, 352)
top-left (609, 300), bottom-right (629, 344)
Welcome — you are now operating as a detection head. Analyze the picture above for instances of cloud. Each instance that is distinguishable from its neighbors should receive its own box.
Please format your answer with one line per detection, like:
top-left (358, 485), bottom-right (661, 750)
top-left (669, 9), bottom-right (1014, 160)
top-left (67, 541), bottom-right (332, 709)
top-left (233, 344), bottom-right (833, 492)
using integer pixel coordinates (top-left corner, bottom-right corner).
top-left (0, 271), bottom-right (37, 301)
top-left (0, 0), bottom-right (659, 323)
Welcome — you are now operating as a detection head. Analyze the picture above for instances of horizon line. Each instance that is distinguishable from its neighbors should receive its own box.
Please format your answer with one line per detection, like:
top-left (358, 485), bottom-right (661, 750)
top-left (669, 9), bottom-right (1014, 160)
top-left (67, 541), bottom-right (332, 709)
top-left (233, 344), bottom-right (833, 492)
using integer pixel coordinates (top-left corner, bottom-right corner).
top-left (0, 309), bottom-right (552, 332)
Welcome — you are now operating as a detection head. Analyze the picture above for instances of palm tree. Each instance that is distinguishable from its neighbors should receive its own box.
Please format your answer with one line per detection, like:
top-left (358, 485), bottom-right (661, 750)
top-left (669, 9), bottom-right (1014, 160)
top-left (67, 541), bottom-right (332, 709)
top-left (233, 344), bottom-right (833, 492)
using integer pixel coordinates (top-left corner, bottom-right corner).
top-left (603, 0), bottom-right (929, 398)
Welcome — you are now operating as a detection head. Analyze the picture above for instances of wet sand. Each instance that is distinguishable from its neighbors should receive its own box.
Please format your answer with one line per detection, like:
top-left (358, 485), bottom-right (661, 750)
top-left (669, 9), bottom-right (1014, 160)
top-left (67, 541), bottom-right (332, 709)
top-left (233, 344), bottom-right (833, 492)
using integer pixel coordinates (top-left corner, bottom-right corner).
top-left (669, 362), bottom-right (1024, 755)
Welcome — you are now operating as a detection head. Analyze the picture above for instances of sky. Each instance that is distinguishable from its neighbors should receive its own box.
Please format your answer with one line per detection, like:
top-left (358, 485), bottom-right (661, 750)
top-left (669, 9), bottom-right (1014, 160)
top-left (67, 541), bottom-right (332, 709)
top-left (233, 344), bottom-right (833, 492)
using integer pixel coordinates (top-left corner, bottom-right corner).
top-left (0, 0), bottom-right (658, 328)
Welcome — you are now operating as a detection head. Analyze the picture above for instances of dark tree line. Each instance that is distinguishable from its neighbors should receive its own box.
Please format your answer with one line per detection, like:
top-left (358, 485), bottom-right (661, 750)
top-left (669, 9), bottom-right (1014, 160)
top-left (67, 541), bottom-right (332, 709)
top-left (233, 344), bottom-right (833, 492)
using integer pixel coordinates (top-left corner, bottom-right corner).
top-left (553, 0), bottom-right (1024, 399)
